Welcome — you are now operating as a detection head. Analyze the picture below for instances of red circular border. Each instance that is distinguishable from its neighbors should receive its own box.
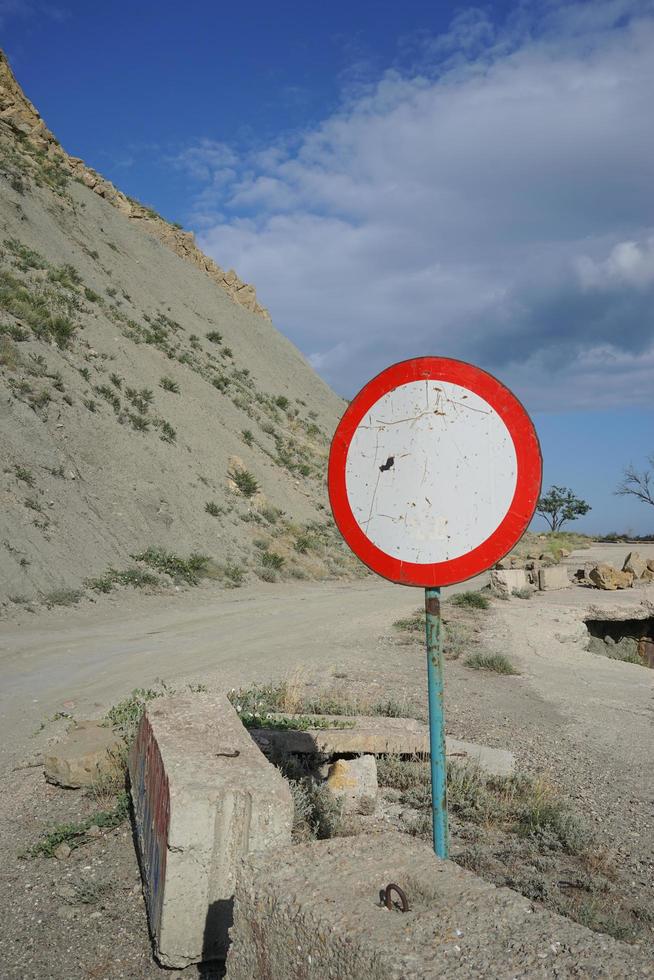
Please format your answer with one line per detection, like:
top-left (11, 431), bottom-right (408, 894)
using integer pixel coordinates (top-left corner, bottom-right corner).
top-left (328, 357), bottom-right (542, 587)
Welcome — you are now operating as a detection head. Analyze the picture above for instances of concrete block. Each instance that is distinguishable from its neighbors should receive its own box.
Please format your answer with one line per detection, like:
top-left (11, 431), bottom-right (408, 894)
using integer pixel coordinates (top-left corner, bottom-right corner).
top-left (326, 755), bottom-right (378, 814)
top-left (44, 720), bottom-right (123, 788)
top-left (490, 568), bottom-right (526, 595)
top-left (225, 833), bottom-right (652, 979)
top-left (128, 695), bottom-right (293, 968)
top-left (537, 565), bottom-right (571, 591)
top-left (250, 719), bottom-right (514, 776)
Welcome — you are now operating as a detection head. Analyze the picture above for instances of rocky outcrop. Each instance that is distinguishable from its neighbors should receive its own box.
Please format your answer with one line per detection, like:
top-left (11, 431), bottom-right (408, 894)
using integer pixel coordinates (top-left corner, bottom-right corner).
top-left (588, 564), bottom-right (634, 590)
top-left (0, 50), bottom-right (269, 319)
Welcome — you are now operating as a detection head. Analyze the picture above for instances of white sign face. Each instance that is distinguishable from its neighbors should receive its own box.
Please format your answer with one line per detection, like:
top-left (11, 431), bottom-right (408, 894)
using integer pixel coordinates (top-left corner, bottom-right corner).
top-left (344, 379), bottom-right (518, 564)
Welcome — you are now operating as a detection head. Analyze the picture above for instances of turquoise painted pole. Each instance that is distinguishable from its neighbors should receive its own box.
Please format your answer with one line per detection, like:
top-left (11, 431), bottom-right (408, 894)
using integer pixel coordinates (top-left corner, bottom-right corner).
top-left (425, 586), bottom-right (449, 858)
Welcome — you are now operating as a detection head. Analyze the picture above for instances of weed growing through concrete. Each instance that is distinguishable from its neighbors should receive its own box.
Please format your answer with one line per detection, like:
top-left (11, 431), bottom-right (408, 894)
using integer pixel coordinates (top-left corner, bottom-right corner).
top-left (464, 652), bottom-right (519, 674)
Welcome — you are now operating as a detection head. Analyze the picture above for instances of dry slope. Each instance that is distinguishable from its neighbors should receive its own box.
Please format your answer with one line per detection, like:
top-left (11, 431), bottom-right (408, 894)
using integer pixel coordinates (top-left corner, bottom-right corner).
top-left (0, 51), bottom-right (361, 608)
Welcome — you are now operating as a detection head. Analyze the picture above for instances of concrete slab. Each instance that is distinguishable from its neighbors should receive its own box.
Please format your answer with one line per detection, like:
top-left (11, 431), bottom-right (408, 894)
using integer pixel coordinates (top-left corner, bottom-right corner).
top-left (43, 720), bottom-right (123, 788)
top-left (538, 565), bottom-right (571, 591)
top-left (128, 694), bottom-right (293, 968)
top-left (249, 717), bottom-right (514, 776)
top-left (225, 833), bottom-right (653, 979)
top-left (490, 568), bottom-right (527, 595)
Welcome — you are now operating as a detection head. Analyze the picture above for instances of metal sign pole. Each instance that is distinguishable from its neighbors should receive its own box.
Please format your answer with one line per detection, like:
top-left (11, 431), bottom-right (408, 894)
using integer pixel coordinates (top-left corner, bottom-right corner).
top-left (425, 586), bottom-right (448, 859)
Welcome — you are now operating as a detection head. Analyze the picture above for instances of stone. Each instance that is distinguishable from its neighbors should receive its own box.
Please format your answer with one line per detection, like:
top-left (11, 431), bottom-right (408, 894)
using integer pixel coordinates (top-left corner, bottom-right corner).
top-left (640, 569), bottom-right (654, 584)
top-left (86, 824), bottom-right (101, 838)
top-left (224, 834), bottom-right (651, 980)
top-left (559, 547), bottom-right (570, 557)
top-left (538, 565), bottom-right (571, 591)
top-left (128, 695), bottom-right (293, 969)
top-left (647, 559), bottom-right (654, 573)
top-left (43, 721), bottom-right (123, 789)
top-left (53, 842), bottom-right (71, 861)
top-left (326, 756), bottom-right (377, 814)
top-left (490, 568), bottom-right (527, 596)
top-left (623, 551), bottom-right (648, 579)
top-left (588, 564), bottom-right (634, 590)
top-left (250, 719), bottom-right (514, 777)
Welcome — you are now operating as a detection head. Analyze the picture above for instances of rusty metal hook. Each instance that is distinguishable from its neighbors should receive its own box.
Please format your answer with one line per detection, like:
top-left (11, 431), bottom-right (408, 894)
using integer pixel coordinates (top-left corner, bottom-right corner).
top-left (379, 882), bottom-right (409, 913)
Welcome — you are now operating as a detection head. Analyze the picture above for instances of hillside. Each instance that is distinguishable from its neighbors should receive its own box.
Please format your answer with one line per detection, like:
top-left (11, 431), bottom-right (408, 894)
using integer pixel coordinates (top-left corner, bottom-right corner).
top-left (0, 51), bottom-right (362, 609)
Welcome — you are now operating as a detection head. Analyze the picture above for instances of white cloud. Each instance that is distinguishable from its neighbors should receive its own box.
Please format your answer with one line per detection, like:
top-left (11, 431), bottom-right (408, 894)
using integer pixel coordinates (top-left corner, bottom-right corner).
top-left (177, 1), bottom-right (654, 407)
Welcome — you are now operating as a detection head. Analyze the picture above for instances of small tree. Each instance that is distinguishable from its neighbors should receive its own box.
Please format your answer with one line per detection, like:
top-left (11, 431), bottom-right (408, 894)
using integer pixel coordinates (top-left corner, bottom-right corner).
top-left (536, 486), bottom-right (591, 532)
top-left (615, 453), bottom-right (654, 507)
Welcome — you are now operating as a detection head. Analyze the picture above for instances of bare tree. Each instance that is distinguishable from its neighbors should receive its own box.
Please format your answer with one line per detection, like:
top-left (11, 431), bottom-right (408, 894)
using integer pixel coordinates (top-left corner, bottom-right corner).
top-left (615, 453), bottom-right (654, 507)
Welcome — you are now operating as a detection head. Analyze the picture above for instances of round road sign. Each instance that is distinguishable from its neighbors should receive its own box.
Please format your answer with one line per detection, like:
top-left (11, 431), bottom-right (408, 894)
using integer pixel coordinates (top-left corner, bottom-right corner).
top-left (328, 357), bottom-right (542, 587)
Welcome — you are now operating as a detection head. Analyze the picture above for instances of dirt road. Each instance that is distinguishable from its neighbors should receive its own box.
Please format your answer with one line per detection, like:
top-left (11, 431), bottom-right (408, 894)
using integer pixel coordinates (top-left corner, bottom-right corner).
top-left (0, 575), bottom-right (487, 768)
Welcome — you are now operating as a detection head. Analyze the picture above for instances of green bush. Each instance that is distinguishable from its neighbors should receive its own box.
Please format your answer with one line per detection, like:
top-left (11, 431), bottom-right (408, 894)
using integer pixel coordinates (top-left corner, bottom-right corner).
top-left (160, 376), bottom-right (179, 393)
top-left (229, 466), bottom-right (259, 497)
top-left (464, 652), bottom-right (519, 675)
top-left (450, 591), bottom-right (489, 609)
top-left (131, 547), bottom-right (211, 585)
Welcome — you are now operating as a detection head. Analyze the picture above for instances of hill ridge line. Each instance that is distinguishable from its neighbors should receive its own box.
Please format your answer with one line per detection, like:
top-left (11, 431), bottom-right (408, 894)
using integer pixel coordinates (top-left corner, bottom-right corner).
top-left (0, 50), bottom-right (269, 320)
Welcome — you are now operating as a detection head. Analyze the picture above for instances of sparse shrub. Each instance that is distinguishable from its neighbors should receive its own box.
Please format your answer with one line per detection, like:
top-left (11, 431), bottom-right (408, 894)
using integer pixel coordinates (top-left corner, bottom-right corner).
top-left (84, 398), bottom-right (97, 413)
top-left (393, 610), bottom-right (424, 633)
top-left (79, 367), bottom-right (90, 381)
top-left (260, 505), bottom-right (283, 524)
top-left (29, 793), bottom-right (129, 857)
top-left (261, 550), bottom-right (285, 570)
top-left (205, 501), bottom-right (223, 517)
top-left (109, 372), bottom-right (122, 389)
top-left (275, 395), bottom-right (289, 410)
top-left (42, 588), bottom-right (83, 608)
top-left (159, 420), bottom-right (176, 443)
top-left (84, 287), bottom-right (101, 303)
top-left (3, 238), bottom-right (47, 271)
top-left (298, 463), bottom-right (311, 477)
top-left (260, 420), bottom-right (276, 436)
top-left (229, 466), bottom-right (259, 497)
top-left (512, 587), bottom-right (533, 599)
top-left (206, 330), bottom-right (222, 344)
top-left (223, 562), bottom-right (245, 587)
top-left (15, 465), bottom-right (35, 486)
top-left (160, 376), bottom-right (179, 393)
top-left (95, 384), bottom-right (121, 412)
top-left (131, 547), bottom-right (211, 585)
top-left (48, 264), bottom-right (82, 288)
top-left (241, 429), bottom-right (253, 446)
top-left (212, 375), bottom-right (229, 391)
top-left (129, 413), bottom-right (149, 432)
top-left (125, 386), bottom-right (153, 414)
top-left (24, 496), bottom-right (42, 512)
top-left (223, 347), bottom-right (233, 358)
top-left (259, 567), bottom-right (277, 582)
top-left (48, 464), bottom-right (65, 478)
top-left (450, 591), bottom-right (489, 610)
top-left (464, 652), bottom-right (519, 675)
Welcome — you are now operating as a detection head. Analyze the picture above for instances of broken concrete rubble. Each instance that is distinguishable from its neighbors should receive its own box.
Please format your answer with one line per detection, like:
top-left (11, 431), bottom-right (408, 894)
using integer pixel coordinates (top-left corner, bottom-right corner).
top-left (325, 755), bottom-right (378, 814)
top-left (43, 720), bottom-right (123, 789)
top-left (538, 565), bottom-right (571, 591)
top-left (249, 717), bottom-right (514, 777)
top-left (490, 568), bottom-right (527, 595)
top-left (128, 695), bottom-right (293, 968)
top-left (224, 833), bottom-right (652, 980)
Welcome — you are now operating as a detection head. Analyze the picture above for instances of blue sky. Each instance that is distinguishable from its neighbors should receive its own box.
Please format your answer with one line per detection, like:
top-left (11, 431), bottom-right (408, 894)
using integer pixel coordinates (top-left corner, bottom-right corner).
top-left (3, 0), bottom-right (654, 534)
